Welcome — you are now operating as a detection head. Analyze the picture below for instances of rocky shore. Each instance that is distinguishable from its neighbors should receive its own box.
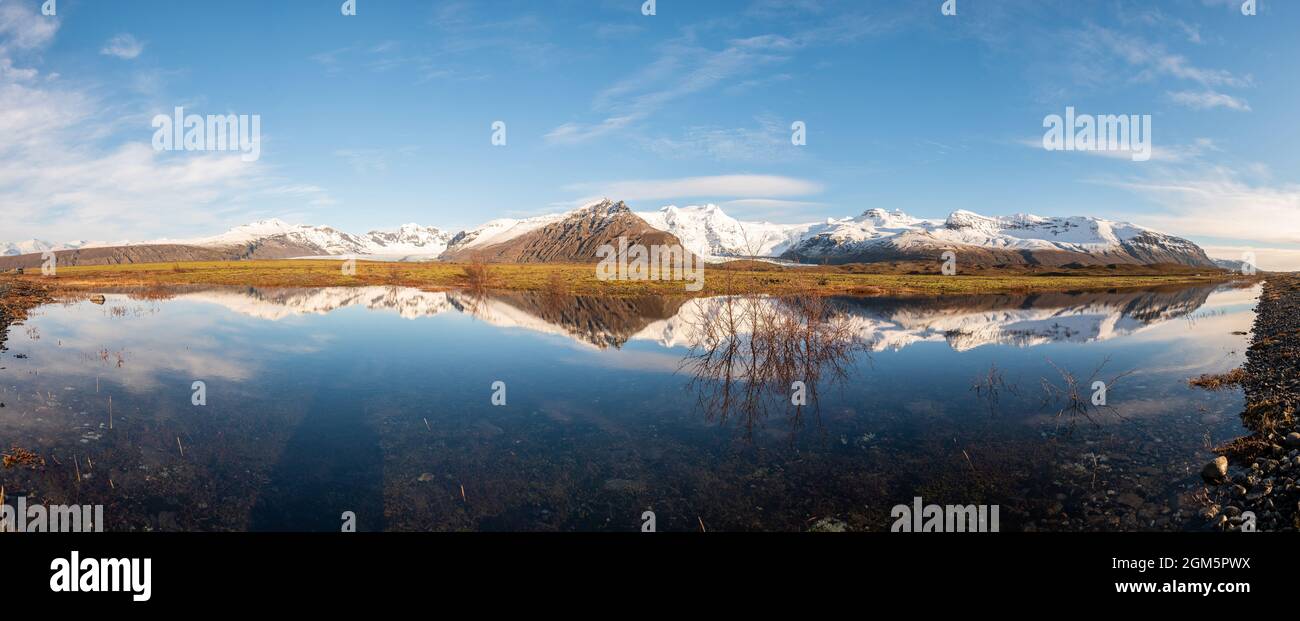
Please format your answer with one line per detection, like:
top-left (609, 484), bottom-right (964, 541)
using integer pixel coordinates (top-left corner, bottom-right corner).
top-left (1202, 274), bottom-right (1300, 531)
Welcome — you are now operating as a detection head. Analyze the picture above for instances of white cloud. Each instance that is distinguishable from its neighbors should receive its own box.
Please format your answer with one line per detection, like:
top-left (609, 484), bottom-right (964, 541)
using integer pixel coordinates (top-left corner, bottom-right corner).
top-left (0, 16), bottom-right (325, 244)
top-left (0, 2), bottom-right (58, 52)
top-left (100, 33), bottom-right (145, 60)
top-left (567, 174), bottom-right (822, 203)
top-left (1017, 136), bottom-right (1217, 163)
top-left (1104, 167), bottom-right (1300, 248)
top-left (1168, 90), bottom-right (1251, 111)
top-left (1202, 246), bottom-right (1300, 272)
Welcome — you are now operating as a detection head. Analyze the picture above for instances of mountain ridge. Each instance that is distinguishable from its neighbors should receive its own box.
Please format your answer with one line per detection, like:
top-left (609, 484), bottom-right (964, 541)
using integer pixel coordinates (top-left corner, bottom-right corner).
top-left (3, 203), bottom-right (1220, 269)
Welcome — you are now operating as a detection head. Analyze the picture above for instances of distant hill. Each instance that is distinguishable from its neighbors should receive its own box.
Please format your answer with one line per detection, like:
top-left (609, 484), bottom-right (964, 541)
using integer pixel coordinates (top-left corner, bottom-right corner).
top-left (440, 199), bottom-right (693, 264)
top-left (0, 245), bottom-right (232, 270)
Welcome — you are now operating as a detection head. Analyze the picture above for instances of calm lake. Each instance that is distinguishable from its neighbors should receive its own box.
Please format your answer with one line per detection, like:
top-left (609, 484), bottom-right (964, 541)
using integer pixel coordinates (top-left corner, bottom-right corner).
top-left (0, 282), bottom-right (1259, 531)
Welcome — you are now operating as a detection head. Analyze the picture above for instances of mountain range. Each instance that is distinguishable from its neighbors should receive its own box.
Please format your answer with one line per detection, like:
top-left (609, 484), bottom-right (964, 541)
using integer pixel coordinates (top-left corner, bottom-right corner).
top-left (1, 199), bottom-right (1219, 269)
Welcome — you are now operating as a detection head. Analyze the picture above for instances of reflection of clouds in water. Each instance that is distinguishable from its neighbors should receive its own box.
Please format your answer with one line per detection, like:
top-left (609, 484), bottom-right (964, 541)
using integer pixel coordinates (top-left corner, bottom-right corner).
top-left (13, 296), bottom-right (256, 391)
top-left (1190, 284), bottom-right (1260, 311)
top-left (557, 348), bottom-right (683, 373)
top-left (1114, 290), bottom-right (1257, 379)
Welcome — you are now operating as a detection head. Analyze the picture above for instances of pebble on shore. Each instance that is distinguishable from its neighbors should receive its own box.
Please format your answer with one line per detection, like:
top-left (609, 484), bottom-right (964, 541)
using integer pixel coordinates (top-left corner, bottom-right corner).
top-left (1202, 275), bottom-right (1300, 532)
top-left (1202, 456), bottom-right (1229, 483)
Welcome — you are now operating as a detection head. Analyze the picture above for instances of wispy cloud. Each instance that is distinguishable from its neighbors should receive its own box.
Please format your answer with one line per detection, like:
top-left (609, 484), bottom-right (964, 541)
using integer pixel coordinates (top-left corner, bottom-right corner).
top-left (1123, 8), bottom-right (1204, 44)
top-left (100, 33), bottom-right (145, 60)
top-left (1076, 24), bottom-right (1250, 88)
top-left (0, 8), bottom-right (325, 243)
top-left (1168, 89), bottom-right (1251, 111)
top-left (333, 146), bottom-right (419, 174)
top-left (639, 115), bottom-right (801, 163)
top-left (566, 174), bottom-right (822, 204)
top-left (1016, 136), bottom-right (1217, 163)
top-left (1045, 23), bottom-right (1253, 105)
top-left (547, 6), bottom-right (899, 146)
top-left (547, 35), bottom-right (796, 145)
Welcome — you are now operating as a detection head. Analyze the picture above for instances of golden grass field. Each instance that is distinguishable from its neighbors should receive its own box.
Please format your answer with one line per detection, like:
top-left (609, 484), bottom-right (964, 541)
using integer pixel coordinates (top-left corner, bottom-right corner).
top-left (2, 259), bottom-right (1252, 298)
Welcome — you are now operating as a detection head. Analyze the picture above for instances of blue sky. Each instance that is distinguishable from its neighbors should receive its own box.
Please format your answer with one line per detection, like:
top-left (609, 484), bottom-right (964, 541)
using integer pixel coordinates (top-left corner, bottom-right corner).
top-left (2, 0), bottom-right (1298, 268)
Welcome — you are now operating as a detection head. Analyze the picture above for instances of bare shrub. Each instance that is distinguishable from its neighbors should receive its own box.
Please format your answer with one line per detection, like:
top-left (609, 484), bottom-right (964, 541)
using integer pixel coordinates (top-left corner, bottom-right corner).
top-left (463, 255), bottom-right (494, 289)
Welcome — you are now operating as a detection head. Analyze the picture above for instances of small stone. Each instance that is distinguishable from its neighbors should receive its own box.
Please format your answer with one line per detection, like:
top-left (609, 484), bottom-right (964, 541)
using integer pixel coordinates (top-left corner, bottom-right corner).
top-left (1247, 479), bottom-right (1274, 501)
top-left (1285, 432), bottom-right (1300, 449)
top-left (1201, 456), bottom-right (1229, 483)
top-left (809, 517), bottom-right (848, 533)
top-left (1223, 505), bottom-right (1242, 518)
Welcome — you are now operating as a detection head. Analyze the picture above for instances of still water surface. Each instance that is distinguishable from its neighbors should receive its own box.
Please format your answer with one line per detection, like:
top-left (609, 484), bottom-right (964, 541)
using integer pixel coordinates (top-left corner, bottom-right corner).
top-left (0, 283), bottom-right (1259, 531)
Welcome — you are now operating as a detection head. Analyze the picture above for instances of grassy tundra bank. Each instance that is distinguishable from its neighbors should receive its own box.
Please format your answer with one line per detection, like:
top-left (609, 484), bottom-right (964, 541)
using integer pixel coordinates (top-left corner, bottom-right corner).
top-left (0, 280), bottom-right (55, 353)
top-left (0, 259), bottom-right (1249, 298)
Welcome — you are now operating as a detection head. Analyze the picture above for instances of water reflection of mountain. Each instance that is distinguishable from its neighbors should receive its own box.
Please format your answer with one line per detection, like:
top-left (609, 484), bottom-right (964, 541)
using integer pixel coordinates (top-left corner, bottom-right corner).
top-left (825, 285), bottom-right (1224, 352)
top-left (159, 283), bottom-right (1227, 351)
top-left (169, 286), bottom-right (687, 349)
top-left (637, 284), bottom-right (1226, 352)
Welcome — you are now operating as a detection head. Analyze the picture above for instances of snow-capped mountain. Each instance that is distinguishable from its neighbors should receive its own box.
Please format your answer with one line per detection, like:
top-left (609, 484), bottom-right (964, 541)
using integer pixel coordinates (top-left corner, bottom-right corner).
top-left (637, 204), bottom-right (820, 261)
top-left (2, 239), bottom-right (101, 256)
top-left (1211, 258), bottom-right (1252, 273)
top-left (781, 208), bottom-right (1216, 267)
top-left (167, 219), bottom-right (370, 254)
top-left (442, 213), bottom-right (567, 256)
top-left (362, 223), bottom-right (455, 258)
top-left (3, 203), bottom-right (1216, 268)
top-left (157, 219), bottom-right (454, 260)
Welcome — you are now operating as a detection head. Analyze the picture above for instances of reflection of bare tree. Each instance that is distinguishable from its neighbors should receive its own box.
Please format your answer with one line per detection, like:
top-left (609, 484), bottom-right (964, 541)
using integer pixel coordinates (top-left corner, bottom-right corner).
top-left (1039, 356), bottom-right (1134, 428)
top-left (971, 362), bottom-right (1018, 416)
top-left (679, 295), bottom-right (866, 438)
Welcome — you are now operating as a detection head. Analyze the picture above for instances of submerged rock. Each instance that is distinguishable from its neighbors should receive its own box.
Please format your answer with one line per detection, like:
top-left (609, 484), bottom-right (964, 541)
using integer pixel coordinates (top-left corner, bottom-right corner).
top-left (1201, 456), bottom-right (1229, 483)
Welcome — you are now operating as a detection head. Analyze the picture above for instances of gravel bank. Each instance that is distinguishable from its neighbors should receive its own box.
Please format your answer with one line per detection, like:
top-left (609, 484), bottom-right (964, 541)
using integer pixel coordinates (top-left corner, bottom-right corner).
top-left (1202, 274), bottom-right (1300, 531)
